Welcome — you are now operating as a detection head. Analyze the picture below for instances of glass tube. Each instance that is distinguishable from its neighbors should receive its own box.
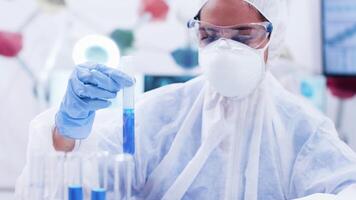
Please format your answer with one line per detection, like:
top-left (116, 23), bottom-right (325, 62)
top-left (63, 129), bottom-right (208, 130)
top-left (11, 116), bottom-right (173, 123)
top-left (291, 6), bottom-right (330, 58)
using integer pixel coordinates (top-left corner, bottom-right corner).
top-left (114, 154), bottom-right (134, 200)
top-left (27, 153), bottom-right (45, 200)
top-left (44, 152), bottom-right (66, 200)
top-left (86, 152), bottom-right (109, 200)
top-left (121, 55), bottom-right (136, 155)
top-left (65, 153), bottom-right (83, 200)
top-left (123, 84), bottom-right (135, 155)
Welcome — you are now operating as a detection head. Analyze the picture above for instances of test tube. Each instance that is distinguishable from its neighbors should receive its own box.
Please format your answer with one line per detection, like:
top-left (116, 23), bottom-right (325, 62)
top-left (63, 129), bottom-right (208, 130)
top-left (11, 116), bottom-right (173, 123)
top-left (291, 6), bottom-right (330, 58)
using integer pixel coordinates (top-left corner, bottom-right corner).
top-left (86, 152), bottom-right (109, 200)
top-left (97, 152), bottom-right (109, 190)
top-left (65, 153), bottom-right (83, 200)
top-left (122, 97), bottom-right (135, 200)
top-left (44, 152), bottom-right (66, 200)
top-left (114, 154), bottom-right (134, 200)
top-left (27, 153), bottom-right (45, 200)
top-left (123, 84), bottom-right (135, 155)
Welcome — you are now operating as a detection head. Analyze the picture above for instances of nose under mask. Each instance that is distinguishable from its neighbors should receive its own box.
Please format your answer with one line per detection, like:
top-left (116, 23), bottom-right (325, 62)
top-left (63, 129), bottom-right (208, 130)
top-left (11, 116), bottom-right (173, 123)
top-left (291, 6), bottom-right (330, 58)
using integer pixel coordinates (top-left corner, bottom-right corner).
top-left (199, 39), bottom-right (268, 99)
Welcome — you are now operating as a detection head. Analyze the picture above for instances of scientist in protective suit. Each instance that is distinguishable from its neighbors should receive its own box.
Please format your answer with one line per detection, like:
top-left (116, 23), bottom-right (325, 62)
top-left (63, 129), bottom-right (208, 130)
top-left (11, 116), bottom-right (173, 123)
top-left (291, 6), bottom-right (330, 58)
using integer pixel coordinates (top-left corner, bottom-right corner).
top-left (16, 0), bottom-right (356, 199)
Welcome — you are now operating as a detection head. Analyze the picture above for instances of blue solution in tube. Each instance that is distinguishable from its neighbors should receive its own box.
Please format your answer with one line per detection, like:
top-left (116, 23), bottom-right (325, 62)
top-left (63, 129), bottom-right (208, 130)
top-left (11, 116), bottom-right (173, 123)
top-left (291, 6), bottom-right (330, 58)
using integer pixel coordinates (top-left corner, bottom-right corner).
top-left (91, 188), bottom-right (106, 200)
top-left (68, 185), bottom-right (83, 200)
top-left (123, 108), bottom-right (135, 154)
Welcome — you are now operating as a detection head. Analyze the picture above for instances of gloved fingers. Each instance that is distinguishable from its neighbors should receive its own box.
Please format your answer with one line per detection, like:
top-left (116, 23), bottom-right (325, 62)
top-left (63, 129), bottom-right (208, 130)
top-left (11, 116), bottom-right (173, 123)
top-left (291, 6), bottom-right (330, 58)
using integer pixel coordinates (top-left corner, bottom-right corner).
top-left (77, 66), bottom-right (121, 92)
top-left (71, 76), bottom-right (117, 100)
top-left (94, 64), bottom-right (134, 87)
top-left (83, 98), bottom-right (112, 111)
top-left (77, 62), bottom-right (97, 70)
top-left (79, 84), bottom-right (117, 100)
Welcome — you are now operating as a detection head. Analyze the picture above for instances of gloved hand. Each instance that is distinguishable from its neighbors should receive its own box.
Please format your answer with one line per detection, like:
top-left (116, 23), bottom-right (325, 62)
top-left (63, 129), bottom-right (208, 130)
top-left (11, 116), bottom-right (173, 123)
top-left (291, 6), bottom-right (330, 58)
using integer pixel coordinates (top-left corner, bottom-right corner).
top-left (55, 62), bottom-right (134, 139)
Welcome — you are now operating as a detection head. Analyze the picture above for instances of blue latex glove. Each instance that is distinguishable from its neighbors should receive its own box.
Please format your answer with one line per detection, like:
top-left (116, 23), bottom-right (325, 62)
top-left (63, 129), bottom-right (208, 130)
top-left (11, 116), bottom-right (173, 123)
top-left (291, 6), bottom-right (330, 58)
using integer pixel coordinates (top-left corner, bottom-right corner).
top-left (55, 62), bottom-right (134, 139)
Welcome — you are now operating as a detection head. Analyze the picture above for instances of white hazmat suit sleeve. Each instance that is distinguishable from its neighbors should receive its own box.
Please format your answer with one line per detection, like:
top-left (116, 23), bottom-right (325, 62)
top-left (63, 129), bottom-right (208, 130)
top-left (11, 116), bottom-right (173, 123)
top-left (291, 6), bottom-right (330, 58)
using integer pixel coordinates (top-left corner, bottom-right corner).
top-left (290, 120), bottom-right (356, 199)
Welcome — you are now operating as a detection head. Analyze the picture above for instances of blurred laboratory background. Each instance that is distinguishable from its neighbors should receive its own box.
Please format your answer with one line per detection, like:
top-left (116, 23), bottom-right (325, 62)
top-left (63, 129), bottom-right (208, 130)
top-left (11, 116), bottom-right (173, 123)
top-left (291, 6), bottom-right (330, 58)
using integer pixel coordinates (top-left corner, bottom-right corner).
top-left (1, 0), bottom-right (356, 199)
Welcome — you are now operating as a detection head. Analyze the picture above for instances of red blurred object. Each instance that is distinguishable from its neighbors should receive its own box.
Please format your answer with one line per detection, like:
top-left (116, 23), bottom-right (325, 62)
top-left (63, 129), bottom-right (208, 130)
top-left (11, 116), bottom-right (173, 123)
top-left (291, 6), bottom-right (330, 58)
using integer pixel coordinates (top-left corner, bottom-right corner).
top-left (0, 31), bottom-right (23, 57)
top-left (327, 77), bottom-right (356, 99)
top-left (141, 0), bottom-right (169, 21)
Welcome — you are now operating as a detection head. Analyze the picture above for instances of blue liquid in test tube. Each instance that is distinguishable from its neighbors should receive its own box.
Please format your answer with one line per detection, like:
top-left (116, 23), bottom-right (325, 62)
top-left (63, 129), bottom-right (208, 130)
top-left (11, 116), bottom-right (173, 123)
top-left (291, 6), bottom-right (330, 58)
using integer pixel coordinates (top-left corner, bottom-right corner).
top-left (91, 188), bottom-right (106, 200)
top-left (123, 84), bottom-right (135, 155)
top-left (68, 185), bottom-right (83, 200)
top-left (67, 153), bottom-right (83, 200)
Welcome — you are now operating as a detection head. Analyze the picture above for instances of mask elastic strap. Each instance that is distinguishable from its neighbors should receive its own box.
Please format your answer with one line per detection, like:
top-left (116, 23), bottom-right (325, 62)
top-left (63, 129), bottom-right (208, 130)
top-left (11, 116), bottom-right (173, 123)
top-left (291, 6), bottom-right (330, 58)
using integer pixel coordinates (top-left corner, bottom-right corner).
top-left (257, 40), bottom-right (271, 53)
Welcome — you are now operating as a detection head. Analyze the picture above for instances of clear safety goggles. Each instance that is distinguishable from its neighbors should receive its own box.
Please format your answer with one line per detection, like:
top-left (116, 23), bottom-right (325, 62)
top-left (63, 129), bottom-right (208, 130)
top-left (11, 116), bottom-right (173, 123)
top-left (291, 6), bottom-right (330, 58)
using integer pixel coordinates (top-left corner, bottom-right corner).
top-left (187, 19), bottom-right (273, 49)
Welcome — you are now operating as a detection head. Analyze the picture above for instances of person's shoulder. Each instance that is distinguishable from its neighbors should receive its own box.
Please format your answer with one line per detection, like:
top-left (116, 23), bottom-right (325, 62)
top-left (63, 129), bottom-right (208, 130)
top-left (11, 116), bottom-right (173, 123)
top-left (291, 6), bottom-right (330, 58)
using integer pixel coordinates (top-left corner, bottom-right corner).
top-left (269, 74), bottom-right (327, 127)
top-left (268, 74), bottom-right (331, 149)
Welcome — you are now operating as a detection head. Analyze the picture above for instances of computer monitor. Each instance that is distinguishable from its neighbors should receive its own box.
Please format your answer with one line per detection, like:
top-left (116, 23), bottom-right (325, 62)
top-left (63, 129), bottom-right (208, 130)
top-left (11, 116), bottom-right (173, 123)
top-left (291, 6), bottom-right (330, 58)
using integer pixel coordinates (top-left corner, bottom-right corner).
top-left (322, 0), bottom-right (356, 77)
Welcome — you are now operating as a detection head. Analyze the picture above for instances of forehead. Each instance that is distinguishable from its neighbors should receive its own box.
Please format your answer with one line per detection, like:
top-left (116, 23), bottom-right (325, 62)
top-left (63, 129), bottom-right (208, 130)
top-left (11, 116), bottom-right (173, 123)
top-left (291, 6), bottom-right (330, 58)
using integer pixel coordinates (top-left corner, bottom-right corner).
top-left (199, 0), bottom-right (265, 26)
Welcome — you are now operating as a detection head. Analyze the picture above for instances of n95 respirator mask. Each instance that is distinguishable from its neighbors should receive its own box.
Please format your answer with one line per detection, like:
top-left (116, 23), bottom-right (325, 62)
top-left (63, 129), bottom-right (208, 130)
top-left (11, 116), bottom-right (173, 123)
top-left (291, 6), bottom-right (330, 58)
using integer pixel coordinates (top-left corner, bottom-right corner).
top-left (199, 38), bottom-right (269, 98)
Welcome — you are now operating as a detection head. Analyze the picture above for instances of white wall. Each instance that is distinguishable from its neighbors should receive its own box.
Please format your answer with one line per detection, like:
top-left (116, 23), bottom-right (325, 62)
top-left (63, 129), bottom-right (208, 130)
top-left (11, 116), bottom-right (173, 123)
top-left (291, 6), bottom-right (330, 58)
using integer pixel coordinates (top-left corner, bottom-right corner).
top-left (0, 0), bottom-right (40, 194)
top-left (286, 0), bottom-right (322, 73)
